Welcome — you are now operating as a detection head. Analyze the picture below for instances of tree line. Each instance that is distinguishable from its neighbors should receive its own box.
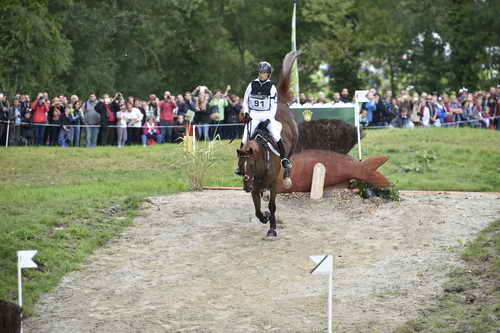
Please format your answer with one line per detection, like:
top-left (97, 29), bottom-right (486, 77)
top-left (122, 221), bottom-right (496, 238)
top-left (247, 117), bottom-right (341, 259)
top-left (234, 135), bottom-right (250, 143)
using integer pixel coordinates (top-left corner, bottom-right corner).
top-left (0, 0), bottom-right (498, 98)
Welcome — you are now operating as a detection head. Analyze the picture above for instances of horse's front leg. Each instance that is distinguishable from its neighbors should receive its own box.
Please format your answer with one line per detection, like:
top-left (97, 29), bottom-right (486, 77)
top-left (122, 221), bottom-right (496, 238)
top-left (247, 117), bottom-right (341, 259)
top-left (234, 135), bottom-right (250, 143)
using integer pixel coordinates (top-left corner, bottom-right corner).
top-left (266, 183), bottom-right (278, 237)
top-left (252, 189), bottom-right (269, 224)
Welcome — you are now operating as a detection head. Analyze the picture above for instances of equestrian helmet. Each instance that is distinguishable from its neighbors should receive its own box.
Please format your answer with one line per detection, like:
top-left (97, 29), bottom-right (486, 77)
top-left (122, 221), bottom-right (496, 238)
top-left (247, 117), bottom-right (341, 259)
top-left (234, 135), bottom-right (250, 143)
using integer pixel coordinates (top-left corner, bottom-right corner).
top-left (257, 61), bottom-right (273, 75)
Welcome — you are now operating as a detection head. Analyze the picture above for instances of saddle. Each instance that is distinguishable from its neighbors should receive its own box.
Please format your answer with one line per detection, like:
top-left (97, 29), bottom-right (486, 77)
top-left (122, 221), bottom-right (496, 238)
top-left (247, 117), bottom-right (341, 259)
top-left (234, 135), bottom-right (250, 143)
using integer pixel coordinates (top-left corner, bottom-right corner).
top-left (250, 119), bottom-right (280, 157)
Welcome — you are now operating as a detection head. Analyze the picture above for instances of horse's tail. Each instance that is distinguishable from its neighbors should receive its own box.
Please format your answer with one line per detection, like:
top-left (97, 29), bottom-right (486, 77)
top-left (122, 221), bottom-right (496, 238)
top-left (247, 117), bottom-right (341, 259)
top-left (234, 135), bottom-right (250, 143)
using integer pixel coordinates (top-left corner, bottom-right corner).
top-left (277, 51), bottom-right (302, 104)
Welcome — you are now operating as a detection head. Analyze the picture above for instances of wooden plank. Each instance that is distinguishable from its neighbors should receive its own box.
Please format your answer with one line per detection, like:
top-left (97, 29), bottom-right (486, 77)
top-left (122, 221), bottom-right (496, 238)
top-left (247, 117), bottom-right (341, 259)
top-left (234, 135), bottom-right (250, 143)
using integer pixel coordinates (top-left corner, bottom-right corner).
top-left (310, 163), bottom-right (326, 200)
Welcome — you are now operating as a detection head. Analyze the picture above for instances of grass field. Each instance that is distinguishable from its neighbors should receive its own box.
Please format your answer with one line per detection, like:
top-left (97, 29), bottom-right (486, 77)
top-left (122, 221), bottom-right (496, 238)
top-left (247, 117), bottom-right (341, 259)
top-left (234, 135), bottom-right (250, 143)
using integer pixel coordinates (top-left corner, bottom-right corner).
top-left (0, 127), bottom-right (499, 316)
top-left (396, 219), bottom-right (500, 333)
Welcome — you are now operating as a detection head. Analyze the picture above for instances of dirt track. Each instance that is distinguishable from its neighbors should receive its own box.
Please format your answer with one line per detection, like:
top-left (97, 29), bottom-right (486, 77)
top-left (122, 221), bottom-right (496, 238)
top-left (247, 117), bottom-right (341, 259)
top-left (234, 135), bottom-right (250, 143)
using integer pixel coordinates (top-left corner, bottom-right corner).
top-left (25, 190), bottom-right (500, 333)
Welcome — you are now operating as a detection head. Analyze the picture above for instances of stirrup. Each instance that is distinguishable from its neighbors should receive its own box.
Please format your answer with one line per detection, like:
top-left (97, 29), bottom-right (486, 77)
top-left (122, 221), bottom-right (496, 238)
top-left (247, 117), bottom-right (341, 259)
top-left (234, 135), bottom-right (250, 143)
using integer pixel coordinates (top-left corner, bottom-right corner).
top-left (281, 158), bottom-right (292, 169)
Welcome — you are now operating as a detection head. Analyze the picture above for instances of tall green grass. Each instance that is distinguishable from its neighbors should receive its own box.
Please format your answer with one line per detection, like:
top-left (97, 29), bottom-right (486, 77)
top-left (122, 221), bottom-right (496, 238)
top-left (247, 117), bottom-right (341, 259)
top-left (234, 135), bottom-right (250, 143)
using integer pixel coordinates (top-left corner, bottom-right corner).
top-left (0, 127), bottom-right (499, 314)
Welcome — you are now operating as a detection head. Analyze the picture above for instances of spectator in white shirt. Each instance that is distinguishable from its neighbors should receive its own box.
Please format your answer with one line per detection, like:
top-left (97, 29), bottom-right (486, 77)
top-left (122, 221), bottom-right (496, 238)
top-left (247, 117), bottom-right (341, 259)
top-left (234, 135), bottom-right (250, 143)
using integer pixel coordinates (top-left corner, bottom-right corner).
top-left (125, 101), bottom-right (143, 144)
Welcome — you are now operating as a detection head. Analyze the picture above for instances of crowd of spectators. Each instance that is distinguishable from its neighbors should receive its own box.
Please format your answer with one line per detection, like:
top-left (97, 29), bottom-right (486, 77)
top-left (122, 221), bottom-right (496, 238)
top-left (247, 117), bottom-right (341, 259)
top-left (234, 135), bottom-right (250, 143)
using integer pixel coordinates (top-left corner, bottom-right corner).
top-left (1, 85), bottom-right (499, 147)
top-left (294, 86), bottom-right (500, 130)
top-left (295, 88), bottom-right (353, 106)
top-left (0, 86), bottom-right (244, 147)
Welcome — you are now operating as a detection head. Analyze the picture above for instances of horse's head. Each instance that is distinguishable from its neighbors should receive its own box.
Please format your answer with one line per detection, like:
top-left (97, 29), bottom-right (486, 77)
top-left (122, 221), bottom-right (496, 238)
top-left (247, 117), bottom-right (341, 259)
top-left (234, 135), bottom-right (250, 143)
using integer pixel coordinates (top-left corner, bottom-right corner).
top-left (237, 141), bottom-right (261, 193)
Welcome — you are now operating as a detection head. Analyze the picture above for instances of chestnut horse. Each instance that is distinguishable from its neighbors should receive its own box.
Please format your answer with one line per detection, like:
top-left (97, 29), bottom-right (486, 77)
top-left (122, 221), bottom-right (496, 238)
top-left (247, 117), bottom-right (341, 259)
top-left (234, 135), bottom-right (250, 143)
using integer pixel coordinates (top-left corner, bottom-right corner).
top-left (237, 51), bottom-right (300, 237)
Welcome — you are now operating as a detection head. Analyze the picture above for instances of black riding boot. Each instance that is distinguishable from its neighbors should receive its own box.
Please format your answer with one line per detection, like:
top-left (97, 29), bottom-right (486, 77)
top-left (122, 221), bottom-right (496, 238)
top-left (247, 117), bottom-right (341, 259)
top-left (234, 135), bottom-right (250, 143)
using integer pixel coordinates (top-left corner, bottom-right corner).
top-left (234, 142), bottom-right (244, 176)
top-left (277, 139), bottom-right (291, 169)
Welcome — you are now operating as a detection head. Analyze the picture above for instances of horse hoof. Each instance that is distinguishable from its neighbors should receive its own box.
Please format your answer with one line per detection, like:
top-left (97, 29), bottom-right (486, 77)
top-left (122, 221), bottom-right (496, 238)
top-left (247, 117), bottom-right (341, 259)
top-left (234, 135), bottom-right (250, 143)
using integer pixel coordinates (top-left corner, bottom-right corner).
top-left (258, 211), bottom-right (271, 224)
top-left (266, 230), bottom-right (277, 237)
top-left (283, 177), bottom-right (293, 190)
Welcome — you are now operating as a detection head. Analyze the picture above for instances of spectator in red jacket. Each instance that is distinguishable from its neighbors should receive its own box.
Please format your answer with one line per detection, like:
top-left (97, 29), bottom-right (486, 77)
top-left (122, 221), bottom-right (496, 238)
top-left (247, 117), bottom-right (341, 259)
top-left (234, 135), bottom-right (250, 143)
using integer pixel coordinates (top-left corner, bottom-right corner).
top-left (159, 91), bottom-right (176, 143)
top-left (31, 94), bottom-right (49, 145)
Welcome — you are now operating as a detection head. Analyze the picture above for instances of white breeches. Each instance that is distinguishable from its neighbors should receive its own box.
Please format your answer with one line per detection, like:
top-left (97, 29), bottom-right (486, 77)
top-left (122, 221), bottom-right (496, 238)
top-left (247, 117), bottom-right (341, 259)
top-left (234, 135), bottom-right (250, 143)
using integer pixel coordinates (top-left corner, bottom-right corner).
top-left (241, 113), bottom-right (282, 144)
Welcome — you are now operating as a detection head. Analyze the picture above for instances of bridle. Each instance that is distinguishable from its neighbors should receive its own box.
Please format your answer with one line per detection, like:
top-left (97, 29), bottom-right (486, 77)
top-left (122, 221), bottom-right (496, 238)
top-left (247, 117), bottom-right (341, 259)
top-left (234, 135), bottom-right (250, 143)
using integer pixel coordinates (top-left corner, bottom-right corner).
top-left (240, 155), bottom-right (251, 181)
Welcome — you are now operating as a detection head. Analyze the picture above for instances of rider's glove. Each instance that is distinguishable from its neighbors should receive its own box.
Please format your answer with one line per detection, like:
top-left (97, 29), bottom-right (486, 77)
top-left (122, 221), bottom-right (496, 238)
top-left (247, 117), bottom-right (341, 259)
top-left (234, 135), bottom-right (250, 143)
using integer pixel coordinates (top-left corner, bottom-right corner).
top-left (244, 113), bottom-right (252, 124)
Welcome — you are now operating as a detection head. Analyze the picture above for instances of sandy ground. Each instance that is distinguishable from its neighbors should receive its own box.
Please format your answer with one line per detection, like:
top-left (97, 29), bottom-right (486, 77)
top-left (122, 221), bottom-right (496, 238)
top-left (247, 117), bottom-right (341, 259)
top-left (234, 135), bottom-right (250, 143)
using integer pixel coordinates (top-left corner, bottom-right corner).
top-left (25, 190), bottom-right (500, 333)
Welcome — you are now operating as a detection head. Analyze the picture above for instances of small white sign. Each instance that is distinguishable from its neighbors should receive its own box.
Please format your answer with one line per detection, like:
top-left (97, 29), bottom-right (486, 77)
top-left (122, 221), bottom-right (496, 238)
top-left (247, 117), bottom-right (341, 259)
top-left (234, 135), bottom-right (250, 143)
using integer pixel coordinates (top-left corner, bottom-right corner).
top-left (18, 249), bottom-right (39, 333)
top-left (355, 90), bottom-right (370, 103)
top-left (310, 255), bottom-right (332, 275)
top-left (309, 254), bottom-right (334, 333)
top-left (17, 250), bottom-right (38, 269)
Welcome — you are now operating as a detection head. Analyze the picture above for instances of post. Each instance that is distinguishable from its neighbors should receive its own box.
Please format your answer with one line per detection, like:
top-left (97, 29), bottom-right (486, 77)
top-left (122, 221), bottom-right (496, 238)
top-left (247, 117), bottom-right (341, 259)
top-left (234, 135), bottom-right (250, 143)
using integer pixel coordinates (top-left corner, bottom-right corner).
top-left (17, 257), bottom-right (22, 308)
top-left (310, 255), bottom-right (334, 332)
top-left (355, 102), bottom-right (362, 160)
top-left (17, 256), bottom-right (23, 333)
top-left (291, 0), bottom-right (300, 103)
top-left (328, 270), bottom-right (333, 333)
top-left (310, 163), bottom-right (326, 200)
top-left (192, 125), bottom-right (196, 153)
top-left (6, 120), bottom-right (10, 147)
top-left (17, 250), bottom-right (37, 333)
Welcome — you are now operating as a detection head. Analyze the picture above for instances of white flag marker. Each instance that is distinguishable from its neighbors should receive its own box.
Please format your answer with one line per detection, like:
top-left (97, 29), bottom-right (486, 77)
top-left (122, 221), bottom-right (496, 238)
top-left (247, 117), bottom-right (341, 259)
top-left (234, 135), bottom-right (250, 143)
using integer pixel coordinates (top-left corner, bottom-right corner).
top-left (17, 250), bottom-right (38, 333)
top-left (18, 250), bottom-right (38, 269)
top-left (310, 255), bottom-right (333, 333)
top-left (354, 90), bottom-right (369, 161)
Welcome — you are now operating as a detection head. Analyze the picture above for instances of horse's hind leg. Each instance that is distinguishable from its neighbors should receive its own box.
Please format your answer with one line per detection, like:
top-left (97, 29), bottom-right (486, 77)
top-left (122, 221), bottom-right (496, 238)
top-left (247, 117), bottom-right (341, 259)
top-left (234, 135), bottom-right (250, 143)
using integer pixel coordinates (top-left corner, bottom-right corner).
top-left (252, 190), bottom-right (269, 224)
top-left (266, 184), bottom-right (278, 237)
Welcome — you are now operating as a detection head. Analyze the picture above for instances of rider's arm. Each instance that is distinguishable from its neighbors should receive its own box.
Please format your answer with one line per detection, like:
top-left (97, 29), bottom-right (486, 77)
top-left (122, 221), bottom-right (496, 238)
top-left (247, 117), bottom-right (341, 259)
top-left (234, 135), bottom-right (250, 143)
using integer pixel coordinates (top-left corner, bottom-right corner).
top-left (242, 83), bottom-right (252, 114)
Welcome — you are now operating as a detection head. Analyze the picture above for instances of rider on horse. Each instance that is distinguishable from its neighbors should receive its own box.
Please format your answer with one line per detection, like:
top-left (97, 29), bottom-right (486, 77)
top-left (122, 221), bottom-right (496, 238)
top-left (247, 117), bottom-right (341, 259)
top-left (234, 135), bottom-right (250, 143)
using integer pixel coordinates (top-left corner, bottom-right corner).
top-left (234, 61), bottom-right (292, 176)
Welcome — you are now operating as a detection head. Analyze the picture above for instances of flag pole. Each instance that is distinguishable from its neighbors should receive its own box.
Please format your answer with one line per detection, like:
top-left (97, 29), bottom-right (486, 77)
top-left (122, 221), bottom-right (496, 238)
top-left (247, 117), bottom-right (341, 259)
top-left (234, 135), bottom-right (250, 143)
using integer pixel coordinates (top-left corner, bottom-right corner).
top-left (328, 269), bottom-right (333, 333)
top-left (354, 99), bottom-right (362, 160)
top-left (310, 255), bottom-right (334, 333)
top-left (6, 120), bottom-right (10, 147)
top-left (17, 254), bottom-right (23, 333)
top-left (17, 250), bottom-right (38, 333)
top-left (292, 0), bottom-right (300, 103)
top-left (18, 256), bottom-right (23, 308)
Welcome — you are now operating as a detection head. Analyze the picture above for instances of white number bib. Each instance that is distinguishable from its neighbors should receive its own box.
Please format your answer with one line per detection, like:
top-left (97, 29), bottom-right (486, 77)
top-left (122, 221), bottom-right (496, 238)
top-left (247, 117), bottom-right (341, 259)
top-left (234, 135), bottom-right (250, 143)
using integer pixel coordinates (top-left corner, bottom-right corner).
top-left (248, 95), bottom-right (271, 112)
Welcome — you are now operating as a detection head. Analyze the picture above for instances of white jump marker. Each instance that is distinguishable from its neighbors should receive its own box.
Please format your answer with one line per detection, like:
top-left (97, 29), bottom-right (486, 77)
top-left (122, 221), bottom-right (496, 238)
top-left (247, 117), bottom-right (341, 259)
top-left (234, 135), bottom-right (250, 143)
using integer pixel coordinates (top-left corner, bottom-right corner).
top-left (18, 250), bottom-right (38, 333)
top-left (310, 255), bottom-right (333, 333)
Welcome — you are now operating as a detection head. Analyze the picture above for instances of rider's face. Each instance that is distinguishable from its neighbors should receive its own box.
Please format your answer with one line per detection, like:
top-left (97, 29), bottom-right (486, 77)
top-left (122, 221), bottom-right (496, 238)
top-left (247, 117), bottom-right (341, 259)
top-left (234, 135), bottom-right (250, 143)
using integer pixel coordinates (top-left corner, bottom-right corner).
top-left (258, 72), bottom-right (269, 81)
